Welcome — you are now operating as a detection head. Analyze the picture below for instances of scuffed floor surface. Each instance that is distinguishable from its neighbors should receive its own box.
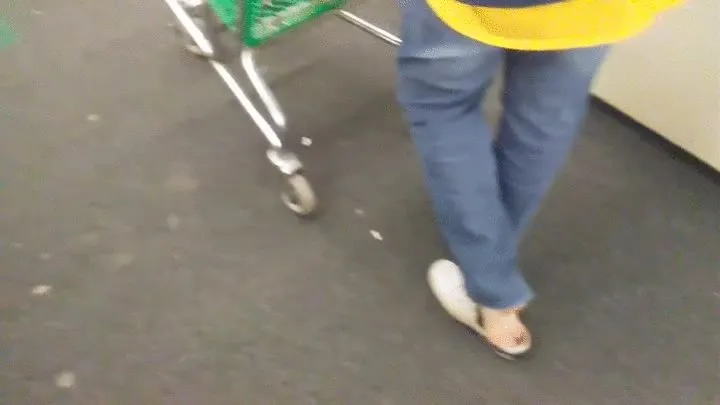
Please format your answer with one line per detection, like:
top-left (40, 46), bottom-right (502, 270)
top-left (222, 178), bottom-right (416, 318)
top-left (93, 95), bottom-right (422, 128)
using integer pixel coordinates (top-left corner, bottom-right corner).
top-left (1, 1), bottom-right (718, 404)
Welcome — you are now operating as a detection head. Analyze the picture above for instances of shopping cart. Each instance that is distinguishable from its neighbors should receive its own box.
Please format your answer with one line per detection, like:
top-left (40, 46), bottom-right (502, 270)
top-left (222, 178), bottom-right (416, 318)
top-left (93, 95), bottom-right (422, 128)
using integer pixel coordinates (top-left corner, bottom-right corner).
top-left (163, 0), bottom-right (401, 216)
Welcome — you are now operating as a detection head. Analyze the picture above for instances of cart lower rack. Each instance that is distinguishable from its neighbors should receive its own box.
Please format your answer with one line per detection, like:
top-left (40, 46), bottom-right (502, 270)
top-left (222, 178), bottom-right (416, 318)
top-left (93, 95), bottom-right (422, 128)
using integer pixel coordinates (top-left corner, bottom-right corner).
top-left (163, 0), bottom-right (401, 216)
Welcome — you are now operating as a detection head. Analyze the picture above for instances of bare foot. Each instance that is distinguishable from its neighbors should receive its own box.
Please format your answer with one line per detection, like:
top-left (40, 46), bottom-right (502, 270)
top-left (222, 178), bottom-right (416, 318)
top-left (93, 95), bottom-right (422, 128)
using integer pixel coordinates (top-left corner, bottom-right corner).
top-left (478, 306), bottom-right (532, 359)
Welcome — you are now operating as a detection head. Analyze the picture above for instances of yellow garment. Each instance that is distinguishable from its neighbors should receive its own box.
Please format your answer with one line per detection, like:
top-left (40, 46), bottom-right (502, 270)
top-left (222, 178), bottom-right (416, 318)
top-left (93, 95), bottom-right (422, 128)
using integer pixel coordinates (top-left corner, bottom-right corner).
top-left (426, 0), bottom-right (685, 51)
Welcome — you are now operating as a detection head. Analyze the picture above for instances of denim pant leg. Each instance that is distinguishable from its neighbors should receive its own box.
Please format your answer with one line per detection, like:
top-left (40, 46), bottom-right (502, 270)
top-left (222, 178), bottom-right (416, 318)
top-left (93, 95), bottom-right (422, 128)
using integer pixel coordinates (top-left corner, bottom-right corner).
top-left (496, 47), bottom-right (610, 243)
top-left (397, 0), bottom-right (532, 309)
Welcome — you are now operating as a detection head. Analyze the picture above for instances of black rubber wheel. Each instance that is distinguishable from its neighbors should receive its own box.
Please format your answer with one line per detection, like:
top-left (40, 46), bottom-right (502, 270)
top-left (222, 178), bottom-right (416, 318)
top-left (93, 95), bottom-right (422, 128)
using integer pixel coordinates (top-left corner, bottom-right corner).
top-left (174, 11), bottom-right (210, 57)
top-left (281, 174), bottom-right (318, 217)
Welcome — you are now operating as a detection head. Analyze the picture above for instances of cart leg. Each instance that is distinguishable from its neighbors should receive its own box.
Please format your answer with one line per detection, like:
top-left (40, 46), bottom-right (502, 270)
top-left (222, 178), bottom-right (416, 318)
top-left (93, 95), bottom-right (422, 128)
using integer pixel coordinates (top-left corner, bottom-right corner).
top-left (164, 0), bottom-right (318, 216)
top-left (241, 48), bottom-right (287, 131)
top-left (173, 0), bottom-right (216, 57)
top-left (335, 10), bottom-right (402, 47)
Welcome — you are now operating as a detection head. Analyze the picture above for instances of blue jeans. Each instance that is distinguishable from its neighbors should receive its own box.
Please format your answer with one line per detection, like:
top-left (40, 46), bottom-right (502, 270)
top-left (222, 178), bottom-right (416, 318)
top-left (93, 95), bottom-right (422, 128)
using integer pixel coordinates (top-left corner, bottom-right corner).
top-left (397, 0), bottom-right (609, 309)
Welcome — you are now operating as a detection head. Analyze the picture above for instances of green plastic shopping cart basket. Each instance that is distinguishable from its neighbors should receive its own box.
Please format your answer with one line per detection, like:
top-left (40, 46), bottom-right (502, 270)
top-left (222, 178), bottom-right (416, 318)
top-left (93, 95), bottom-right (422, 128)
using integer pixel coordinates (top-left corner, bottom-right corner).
top-left (164, 0), bottom-right (400, 216)
top-left (208, 0), bottom-right (347, 47)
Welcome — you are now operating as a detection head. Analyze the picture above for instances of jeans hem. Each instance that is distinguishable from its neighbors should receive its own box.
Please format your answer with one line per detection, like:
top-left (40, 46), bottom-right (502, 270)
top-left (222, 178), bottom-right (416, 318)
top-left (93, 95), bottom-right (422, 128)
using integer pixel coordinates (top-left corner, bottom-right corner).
top-left (468, 290), bottom-right (535, 311)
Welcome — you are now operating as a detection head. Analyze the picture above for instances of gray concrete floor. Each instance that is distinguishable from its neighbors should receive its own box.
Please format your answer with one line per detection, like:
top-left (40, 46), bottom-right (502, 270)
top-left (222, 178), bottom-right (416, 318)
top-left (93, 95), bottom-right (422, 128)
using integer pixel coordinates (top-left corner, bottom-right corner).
top-left (1, 1), bottom-right (719, 404)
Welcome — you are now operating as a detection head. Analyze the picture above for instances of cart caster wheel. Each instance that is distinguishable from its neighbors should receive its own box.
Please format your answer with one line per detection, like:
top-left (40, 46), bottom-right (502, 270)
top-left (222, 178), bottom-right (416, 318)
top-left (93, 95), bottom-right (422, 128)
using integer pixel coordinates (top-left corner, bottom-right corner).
top-left (174, 14), bottom-right (211, 57)
top-left (171, 2), bottom-right (215, 58)
top-left (281, 174), bottom-right (317, 217)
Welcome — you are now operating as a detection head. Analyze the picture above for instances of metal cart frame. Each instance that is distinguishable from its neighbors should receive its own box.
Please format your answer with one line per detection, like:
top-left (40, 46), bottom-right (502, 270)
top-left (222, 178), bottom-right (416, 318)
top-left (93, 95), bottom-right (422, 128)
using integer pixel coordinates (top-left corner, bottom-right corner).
top-left (163, 0), bottom-right (401, 216)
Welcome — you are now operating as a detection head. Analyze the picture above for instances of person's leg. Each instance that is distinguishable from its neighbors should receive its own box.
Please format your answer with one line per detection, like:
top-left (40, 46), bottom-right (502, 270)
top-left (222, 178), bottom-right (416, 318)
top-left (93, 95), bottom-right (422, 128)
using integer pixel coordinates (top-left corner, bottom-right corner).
top-left (397, 0), bottom-right (534, 358)
top-left (397, 0), bottom-right (532, 312)
top-left (496, 47), bottom-right (609, 244)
